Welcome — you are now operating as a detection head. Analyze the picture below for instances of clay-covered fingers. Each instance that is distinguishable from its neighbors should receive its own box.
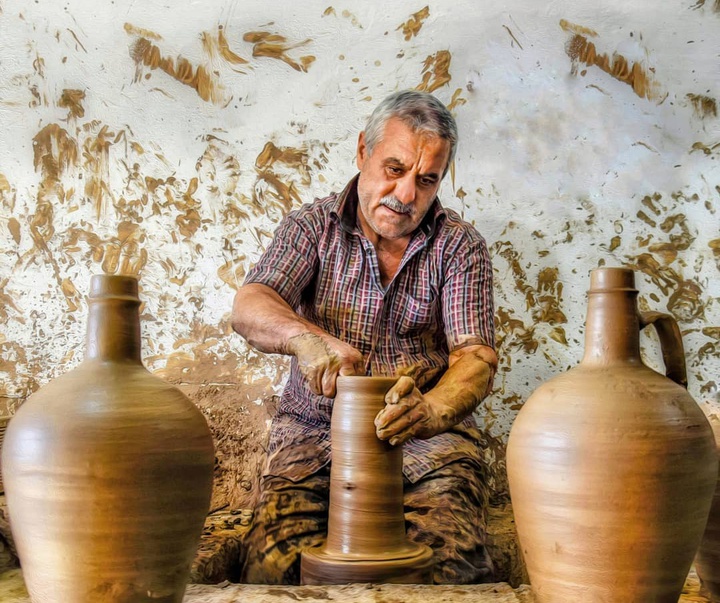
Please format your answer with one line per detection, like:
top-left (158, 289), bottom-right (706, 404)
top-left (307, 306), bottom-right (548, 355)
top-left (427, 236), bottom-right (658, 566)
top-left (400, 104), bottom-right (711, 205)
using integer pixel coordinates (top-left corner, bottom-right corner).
top-left (286, 332), bottom-right (364, 398)
top-left (386, 414), bottom-right (427, 446)
top-left (375, 376), bottom-right (424, 443)
top-left (384, 376), bottom-right (416, 404)
top-left (375, 404), bottom-right (427, 445)
top-left (317, 355), bottom-right (341, 398)
top-left (339, 354), bottom-right (365, 377)
top-left (321, 345), bottom-right (364, 398)
top-left (315, 350), bottom-right (364, 398)
top-left (302, 361), bottom-right (324, 396)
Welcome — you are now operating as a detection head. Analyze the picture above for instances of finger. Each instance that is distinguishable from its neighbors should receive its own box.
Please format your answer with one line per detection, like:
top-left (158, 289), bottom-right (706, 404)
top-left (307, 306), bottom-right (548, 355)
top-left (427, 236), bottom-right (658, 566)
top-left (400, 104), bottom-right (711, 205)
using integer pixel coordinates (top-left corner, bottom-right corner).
top-left (386, 376), bottom-right (415, 404)
top-left (388, 426), bottom-right (417, 447)
top-left (483, 372), bottom-right (494, 397)
top-left (376, 407), bottom-right (424, 440)
top-left (374, 402), bottom-right (411, 429)
top-left (387, 421), bottom-right (424, 446)
top-left (339, 360), bottom-right (362, 376)
top-left (306, 366), bottom-right (322, 396)
top-left (345, 349), bottom-right (366, 376)
top-left (321, 365), bottom-right (339, 398)
top-left (321, 355), bottom-right (343, 398)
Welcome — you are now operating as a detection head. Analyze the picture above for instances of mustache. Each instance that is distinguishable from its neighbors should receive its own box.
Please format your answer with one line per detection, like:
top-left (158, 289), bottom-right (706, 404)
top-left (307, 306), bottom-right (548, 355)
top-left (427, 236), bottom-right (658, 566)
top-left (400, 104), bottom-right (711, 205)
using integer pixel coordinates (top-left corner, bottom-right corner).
top-left (379, 195), bottom-right (412, 215)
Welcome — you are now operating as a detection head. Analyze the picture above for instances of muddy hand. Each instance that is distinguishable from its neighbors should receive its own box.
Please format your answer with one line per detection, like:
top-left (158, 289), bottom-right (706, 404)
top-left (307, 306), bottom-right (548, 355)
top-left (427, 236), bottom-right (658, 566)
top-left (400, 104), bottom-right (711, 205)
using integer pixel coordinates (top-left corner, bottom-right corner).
top-left (375, 376), bottom-right (448, 446)
top-left (286, 333), bottom-right (364, 398)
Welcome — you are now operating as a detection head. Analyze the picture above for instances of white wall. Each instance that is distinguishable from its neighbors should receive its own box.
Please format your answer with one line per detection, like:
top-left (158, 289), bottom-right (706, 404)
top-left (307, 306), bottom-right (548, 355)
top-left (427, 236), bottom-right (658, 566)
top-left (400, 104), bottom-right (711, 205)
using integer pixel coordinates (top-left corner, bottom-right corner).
top-left (1, 0), bottom-right (718, 483)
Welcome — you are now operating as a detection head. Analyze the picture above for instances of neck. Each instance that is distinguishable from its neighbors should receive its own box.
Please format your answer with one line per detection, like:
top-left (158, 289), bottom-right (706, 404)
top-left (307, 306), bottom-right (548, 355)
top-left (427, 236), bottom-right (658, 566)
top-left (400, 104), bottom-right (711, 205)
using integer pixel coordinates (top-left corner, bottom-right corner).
top-left (581, 268), bottom-right (642, 366)
top-left (84, 275), bottom-right (143, 364)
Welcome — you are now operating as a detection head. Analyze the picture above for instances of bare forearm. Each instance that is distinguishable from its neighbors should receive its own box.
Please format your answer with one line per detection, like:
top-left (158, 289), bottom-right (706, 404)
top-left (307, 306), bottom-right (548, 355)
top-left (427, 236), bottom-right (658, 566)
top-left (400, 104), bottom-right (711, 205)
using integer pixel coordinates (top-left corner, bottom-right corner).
top-left (232, 282), bottom-right (364, 396)
top-left (425, 345), bottom-right (497, 427)
top-left (377, 344), bottom-right (497, 444)
top-left (231, 283), bottom-right (323, 354)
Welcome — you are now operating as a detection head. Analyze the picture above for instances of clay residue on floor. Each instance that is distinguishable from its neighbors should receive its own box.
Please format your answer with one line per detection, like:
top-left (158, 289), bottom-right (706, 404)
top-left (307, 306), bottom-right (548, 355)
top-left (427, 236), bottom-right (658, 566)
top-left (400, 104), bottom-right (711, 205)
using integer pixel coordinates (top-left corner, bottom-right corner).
top-left (180, 382), bottom-right (277, 511)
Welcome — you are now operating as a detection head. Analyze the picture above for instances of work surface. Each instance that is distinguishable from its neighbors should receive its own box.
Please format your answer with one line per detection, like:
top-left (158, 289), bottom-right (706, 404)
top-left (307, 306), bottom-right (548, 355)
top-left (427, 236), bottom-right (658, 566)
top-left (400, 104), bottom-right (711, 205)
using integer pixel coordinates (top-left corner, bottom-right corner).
top-left (0, 568), bottom-right (710, 603)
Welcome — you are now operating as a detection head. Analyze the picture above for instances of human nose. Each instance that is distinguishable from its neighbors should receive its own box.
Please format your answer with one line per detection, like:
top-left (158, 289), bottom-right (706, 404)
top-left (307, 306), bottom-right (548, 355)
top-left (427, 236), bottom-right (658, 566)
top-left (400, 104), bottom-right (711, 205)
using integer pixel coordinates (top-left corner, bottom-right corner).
top-left (393, 174), bottom-right (416, 204)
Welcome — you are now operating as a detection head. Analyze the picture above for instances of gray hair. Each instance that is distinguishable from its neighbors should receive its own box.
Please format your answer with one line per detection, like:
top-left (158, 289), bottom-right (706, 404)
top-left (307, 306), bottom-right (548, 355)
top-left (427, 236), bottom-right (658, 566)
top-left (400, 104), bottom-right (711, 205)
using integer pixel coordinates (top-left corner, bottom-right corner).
top-left (363, 90), bottom-right (458, 176)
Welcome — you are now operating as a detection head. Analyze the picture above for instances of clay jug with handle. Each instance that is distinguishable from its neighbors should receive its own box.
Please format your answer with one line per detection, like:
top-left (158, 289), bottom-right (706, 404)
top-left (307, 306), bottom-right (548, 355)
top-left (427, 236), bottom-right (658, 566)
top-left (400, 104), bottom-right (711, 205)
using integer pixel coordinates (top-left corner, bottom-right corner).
top-left (696, 415), bottom-right (720, 602)
top-left (507, 266), bottom-right (717, 603)
top-left (1, 274), bottom-right (214, 603)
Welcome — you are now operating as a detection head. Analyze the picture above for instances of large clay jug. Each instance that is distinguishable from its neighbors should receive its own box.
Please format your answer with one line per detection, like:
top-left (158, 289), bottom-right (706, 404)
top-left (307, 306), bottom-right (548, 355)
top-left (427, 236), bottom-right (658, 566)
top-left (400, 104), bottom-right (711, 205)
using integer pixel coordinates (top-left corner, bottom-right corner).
top-left (507, 266), bottom-right (717, 603)
top-left (301, 376), bottom-right (434, 584)
top-left (696, 416), bottom-right (720, 601)
top-left (1, 274), bottom-right (214, 603)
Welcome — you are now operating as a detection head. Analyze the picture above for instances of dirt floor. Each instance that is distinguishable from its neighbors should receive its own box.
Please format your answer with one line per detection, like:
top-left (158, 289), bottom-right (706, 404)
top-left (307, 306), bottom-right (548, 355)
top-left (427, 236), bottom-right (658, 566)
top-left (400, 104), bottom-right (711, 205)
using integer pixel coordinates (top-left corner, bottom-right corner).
top-left (0, 568), bottom-right (711, 602)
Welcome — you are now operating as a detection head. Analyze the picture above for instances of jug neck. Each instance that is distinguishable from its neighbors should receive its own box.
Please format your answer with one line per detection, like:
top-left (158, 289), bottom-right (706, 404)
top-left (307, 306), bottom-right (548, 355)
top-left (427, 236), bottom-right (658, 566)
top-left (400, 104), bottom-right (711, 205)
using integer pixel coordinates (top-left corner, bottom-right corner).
top-left (84, 275), bottom-right (142, 364)
top-left (581, 268), bottom-right (642, 366)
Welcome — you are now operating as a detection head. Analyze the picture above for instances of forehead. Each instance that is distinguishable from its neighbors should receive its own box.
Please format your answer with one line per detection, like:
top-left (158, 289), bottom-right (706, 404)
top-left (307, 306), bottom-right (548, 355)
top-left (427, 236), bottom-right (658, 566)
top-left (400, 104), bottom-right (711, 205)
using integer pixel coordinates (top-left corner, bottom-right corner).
top-left (375, 117), bottom-right (450, 169)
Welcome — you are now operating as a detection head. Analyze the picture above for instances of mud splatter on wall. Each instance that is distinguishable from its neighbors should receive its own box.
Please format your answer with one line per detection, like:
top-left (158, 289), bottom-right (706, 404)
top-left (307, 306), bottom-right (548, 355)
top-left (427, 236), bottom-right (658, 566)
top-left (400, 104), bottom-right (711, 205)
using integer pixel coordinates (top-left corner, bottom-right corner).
top-left (562, 21), bottom-right (665, 102)
top-left (1, 0), bottom-right (719, 504)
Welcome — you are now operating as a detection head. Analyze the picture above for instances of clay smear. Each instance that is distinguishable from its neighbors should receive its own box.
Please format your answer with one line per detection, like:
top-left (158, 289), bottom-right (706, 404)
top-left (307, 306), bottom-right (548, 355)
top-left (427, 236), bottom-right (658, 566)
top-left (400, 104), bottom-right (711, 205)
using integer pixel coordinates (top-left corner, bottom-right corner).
top-left (130, 37), bottom-right (222, 104)
top-left (563, 26), bottom-right (664, 102)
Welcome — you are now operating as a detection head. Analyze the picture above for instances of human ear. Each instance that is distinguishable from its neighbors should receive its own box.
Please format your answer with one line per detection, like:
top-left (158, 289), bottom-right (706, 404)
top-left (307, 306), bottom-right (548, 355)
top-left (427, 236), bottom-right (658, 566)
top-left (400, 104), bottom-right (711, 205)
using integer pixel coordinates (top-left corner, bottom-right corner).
top-left (356, 131), bottom-right (367, 170)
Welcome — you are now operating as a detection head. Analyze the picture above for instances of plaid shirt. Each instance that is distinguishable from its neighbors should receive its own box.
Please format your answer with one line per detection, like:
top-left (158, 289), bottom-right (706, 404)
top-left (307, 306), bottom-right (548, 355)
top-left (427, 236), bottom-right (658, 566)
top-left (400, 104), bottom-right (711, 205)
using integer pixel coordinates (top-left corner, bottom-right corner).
top-left (244, 175), bottom-right (495, 482)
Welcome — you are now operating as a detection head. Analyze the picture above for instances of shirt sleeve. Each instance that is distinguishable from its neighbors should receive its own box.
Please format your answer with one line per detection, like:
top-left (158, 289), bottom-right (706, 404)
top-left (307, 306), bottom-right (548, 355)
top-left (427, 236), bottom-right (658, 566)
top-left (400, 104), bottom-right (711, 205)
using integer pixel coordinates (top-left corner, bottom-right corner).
top-left (441, 234), bottom-right (495, 352)
top-left (243, 207), bottom-right (320, 309)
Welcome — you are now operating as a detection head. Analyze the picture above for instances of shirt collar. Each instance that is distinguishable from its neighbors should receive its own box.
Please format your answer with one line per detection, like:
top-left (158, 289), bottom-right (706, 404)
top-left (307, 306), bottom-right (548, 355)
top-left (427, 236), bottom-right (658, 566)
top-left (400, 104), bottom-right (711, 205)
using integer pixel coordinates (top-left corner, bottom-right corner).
top-left (331, 173), bottom-right (445, 240)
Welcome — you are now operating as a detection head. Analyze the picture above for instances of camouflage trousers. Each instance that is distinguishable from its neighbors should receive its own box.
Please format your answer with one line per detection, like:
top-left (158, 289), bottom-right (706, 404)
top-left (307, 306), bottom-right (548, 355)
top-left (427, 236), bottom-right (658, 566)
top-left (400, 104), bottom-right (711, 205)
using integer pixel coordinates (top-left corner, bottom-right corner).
top-left (241, 458), bottom-right (494, 585)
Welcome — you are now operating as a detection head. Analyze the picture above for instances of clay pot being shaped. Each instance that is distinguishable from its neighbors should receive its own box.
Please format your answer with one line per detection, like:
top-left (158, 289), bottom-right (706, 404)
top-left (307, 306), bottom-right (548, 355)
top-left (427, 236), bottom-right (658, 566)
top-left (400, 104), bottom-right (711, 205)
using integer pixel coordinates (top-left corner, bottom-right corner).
top-left (1, 274), bottom-right (214, 603)
top-left (507, 267), bottom-right (717, 603)
top-left (300, 376), bottom-right (434, 584)
top-left (696, 416), bottom-right (720, 601)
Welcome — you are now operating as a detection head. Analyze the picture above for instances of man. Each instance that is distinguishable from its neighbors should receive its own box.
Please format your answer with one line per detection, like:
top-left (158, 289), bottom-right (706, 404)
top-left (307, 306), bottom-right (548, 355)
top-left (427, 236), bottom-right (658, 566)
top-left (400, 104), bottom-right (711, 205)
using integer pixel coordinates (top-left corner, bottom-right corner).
top-left (232, 90), bottom-right (497, 585)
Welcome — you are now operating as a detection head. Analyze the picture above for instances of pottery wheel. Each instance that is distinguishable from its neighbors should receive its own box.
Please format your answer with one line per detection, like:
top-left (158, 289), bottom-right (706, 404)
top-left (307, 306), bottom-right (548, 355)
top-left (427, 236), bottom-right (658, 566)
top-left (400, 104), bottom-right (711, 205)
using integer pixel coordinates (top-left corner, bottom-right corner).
top-left (301, 539), bottom-right (434, 585)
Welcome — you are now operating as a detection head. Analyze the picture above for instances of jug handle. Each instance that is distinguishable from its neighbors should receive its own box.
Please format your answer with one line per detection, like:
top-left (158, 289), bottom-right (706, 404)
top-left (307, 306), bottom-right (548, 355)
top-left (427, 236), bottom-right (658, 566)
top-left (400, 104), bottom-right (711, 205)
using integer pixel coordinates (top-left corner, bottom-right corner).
top-left (638, 311), bottom-right (688, 388)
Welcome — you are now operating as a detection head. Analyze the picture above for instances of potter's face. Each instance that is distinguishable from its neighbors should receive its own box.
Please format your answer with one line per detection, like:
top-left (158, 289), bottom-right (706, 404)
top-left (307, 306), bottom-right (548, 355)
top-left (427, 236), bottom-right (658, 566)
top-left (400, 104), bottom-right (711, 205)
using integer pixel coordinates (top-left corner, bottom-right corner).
top-left (356, 117), bottom-right (450, 242)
